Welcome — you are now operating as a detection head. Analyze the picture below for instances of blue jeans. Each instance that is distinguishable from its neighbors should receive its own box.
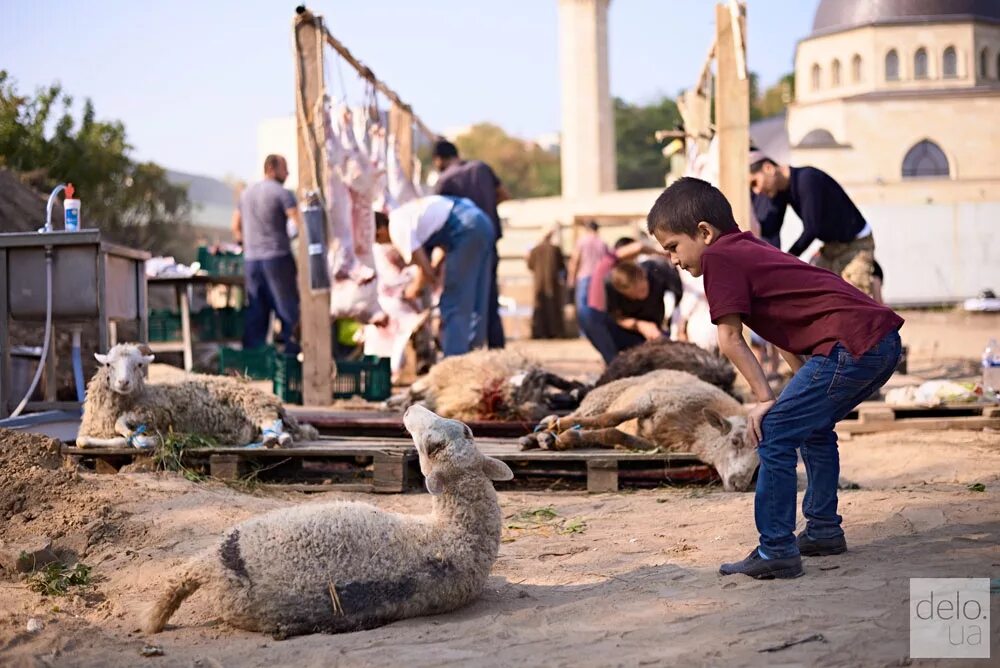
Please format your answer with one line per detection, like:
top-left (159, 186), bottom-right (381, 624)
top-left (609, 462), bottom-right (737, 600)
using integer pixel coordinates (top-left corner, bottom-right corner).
top-left (575, 277), bottom-right (645, 364)
top-left (243, 254), bottom-right (300, 354)
top-left (426, 197), bottom-right (497, 356)
top-left (487, 250), bottom-right (505, 349)
top-left (755, 329), bottom-right (902, 559)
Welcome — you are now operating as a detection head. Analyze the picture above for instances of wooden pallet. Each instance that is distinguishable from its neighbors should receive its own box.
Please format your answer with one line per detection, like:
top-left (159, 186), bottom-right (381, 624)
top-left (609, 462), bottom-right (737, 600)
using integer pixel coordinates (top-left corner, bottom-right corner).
top-left (62, 436), bottom-right (712, 494)
top-left (837, 402), bottom-right (1000, 435)
top-left (287, 408), bottom-right (538, 438)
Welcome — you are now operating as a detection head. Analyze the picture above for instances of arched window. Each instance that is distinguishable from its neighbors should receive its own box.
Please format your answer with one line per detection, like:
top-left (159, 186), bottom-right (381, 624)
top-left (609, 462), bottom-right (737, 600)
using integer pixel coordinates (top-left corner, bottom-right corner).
top-left (885, 49), bottom-right (899, 81)
top-left (902, 140), bottom-right (950, 178)
top-left (943, 46), bottom-right (958, 78)
top-left (799, 129), bottom-right (839, 147)
top-left (831, 59), bottom-right (841, 86)
top-left (811, 63), bottom-right (822, 90)
top-left (852, 54), bottom-right (863, 82)
top-left (914, 48), bottom-right (928, 79)
top-left (980, 48), bottom-right (990, 79)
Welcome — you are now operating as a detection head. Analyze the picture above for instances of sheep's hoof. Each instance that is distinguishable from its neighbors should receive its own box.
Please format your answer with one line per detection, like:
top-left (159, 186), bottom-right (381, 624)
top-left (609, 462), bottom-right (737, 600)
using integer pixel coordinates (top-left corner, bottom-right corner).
top-left (536, 432), bottom-right (557, 450)
top-left (262, 433), bottom-right (280, 448)
top-left (554, 430), bottom-right (582, 449)
top-left (538, 415), bottom-right (559, 431)
top-left (277, 432), bottom-right (293, 448)
top-left (518, 435), bottom-right (539, 451)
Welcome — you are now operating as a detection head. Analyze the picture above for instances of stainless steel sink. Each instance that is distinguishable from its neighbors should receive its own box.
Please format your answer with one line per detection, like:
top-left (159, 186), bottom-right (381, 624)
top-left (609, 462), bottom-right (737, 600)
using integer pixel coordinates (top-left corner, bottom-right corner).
top-left (0, 229), bottom-right (150, 417)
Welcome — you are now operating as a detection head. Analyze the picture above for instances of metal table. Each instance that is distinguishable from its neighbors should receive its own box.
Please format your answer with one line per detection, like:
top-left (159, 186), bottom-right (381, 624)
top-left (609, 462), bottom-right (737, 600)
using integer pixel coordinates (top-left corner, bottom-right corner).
top-left (146, 273), bottom-right (244, 371)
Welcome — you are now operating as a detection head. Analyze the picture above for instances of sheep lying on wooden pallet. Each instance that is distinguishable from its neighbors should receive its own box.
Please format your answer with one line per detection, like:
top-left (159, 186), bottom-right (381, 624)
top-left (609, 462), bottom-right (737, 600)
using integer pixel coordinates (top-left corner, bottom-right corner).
top-left (76, 343), bottom-right (318, 449)
top-left (143, 405), bottom-right (514, 637)
top-left (390, 349), bottom-right (587, 422)
top-left (595, 339), bottom-right (738, 398)
top-left (520, 369), bottom-right (757, 492)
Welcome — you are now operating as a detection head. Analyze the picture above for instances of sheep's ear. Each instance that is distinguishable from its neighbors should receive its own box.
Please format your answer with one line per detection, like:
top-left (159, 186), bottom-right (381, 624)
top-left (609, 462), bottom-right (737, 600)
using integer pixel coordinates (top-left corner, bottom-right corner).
top-left (482, 456), bottom-right (514, 482)
top-left (703, 408), bottom-right (732, 435)
top-left (424, 470), bottom-right (446, 495)
top-left (142, 355), bottom-right (155, 365)
top-left (94, 353), bottom-right (109, 365)
top-left (137, 343), bottom-right (154, 356)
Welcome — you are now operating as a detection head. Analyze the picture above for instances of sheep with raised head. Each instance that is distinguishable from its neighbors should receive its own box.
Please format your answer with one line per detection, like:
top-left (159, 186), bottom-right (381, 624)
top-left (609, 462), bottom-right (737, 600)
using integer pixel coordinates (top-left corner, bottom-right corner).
top-left (520, 369), bottom-right (757, 492)
top-left (143, 405), bottom-right (514, 637)
top-left (391, 349), bottom-right (586, 422)
top-left (76, 343), bottom-right (318, 449)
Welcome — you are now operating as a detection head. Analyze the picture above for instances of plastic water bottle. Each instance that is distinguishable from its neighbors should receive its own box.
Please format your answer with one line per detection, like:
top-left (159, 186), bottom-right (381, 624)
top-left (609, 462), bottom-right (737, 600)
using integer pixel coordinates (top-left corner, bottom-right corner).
top-left (64, 183), bottom-right (81, 231)
top-left (983, 338), bottom-right (1000, 395)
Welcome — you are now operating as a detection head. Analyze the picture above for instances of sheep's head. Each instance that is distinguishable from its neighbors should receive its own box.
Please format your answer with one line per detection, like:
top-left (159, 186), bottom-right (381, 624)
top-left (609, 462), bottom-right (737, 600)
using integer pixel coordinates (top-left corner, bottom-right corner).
top-left (403, 405), bottom-right (513, 494)
top-left (94, 344), bottom-right (154, 396)
top-left (702, 408), bottom-right (758, 492)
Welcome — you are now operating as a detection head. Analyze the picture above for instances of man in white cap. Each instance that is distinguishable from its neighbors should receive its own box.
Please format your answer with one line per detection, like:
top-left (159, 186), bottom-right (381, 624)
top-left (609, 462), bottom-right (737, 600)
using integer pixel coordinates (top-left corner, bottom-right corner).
top-left (748, 151), bottom-right (876, 297)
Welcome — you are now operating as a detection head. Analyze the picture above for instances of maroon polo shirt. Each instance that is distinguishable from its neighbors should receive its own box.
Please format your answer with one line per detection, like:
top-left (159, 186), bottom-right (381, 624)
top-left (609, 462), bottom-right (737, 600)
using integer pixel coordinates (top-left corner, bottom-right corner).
top-left (702, 231), bottom-right (903, 357)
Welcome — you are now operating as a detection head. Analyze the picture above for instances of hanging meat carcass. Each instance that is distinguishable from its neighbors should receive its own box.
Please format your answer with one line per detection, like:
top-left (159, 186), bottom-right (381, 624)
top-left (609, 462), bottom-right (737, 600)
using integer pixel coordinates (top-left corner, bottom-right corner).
top-left (322, 104), bottom-right (384, 323)
top-left (387, 132), bottom-right (420, 207)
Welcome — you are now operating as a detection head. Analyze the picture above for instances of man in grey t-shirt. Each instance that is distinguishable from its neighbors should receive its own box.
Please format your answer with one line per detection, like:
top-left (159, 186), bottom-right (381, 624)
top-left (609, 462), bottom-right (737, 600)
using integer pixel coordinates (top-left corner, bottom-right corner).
top-left (231, 154), bottom-right (303, 353)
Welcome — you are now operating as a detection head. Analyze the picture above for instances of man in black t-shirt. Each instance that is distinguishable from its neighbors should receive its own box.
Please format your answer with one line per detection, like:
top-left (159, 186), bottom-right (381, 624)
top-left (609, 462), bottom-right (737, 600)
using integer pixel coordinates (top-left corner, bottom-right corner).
top-left (600, 259), bottom-right (682, 360)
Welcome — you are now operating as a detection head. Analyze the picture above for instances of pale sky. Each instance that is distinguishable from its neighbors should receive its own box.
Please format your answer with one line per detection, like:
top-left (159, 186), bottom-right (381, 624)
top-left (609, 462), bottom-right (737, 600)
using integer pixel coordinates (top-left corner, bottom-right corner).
top-left (1, 0), bottom-right (818, 181)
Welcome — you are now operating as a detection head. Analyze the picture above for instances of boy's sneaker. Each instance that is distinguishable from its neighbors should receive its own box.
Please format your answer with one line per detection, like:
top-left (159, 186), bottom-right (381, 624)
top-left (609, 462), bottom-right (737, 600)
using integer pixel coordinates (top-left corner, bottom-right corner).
top-left (719, 548), bottom-right (804, 579)
top-left (796, 531), bottom-right (847, 556)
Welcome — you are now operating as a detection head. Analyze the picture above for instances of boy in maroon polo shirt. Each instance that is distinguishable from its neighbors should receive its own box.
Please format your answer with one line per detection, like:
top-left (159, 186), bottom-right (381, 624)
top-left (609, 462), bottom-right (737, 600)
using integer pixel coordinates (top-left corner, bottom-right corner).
top-left (647, 178), bottom-right (903, 579)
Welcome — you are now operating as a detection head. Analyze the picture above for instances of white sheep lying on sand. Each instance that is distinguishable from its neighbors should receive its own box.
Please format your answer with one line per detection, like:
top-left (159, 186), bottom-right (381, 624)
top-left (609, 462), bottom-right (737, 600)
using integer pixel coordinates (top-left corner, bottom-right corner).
top-left (143, 405), bottom-right (514, 637)
top-left (520, 369), bottom-right (757, 492)
top-left (76, 343), bottom-right (318, 449)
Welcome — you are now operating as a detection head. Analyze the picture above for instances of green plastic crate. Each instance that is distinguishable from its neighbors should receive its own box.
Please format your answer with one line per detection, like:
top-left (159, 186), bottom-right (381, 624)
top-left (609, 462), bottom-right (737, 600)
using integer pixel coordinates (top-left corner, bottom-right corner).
top-left (272, 355), bottom-right (391, 404)
top-left (148, 309), bottom-right (181, 342)
top-left (197, 246), bottom-right (244, 276)
top-left (273, 353), bottom-right (303, 404)
top-left (333, 356), bottom-right (392, 401)
top-left (220, 307), bottom-right (244, 339)
top-left (218, 345), bottom-right (275, 380)
top-left (193, 308), bottom-right (221, 342)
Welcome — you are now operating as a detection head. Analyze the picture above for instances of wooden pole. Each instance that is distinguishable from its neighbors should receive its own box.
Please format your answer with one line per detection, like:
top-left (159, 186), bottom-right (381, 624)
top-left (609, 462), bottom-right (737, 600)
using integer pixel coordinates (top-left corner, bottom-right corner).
top-left (319, 23), bottom-right (436, 143)
top-left (293, 10), bottom-right (333, 406)
top-left (389, 103), bottom-right (415, 182)
top-left (715, 2), bottom-right (750, 231)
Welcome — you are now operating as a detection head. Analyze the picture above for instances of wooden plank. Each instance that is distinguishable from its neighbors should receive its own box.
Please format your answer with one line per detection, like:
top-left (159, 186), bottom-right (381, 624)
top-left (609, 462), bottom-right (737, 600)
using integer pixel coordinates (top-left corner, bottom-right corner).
top-left (178, 284), bottom-right (194, 372)
top-left (389, 103), bottom-right (414, 182)
top-left (837, 416), bottom-right (1000, 435)
top-left (210, 454), bottom-right (249, 481)
top-left (714, 1), bottom-right (750, 231)
top-left (293, 10), bottom-right (334, 406)
top-left (373, 451), bottom-right (413, 493)
top-left (858, 407), bottom-right (896, 423)
top-left (586, 459), bottom-right (619, 493)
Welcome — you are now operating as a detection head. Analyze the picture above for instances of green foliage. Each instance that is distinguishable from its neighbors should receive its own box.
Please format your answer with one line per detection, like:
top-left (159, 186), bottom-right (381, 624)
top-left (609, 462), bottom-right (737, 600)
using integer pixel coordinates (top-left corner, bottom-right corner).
top-left (27, 562), bottom-right (92, 596)
top-left (751, 71), bottom-right (795, 120)
top-left (0, 70), bottom-right (194, 259)
top-left (614, 96), bottom-right (681, 190)
top-left (453, 123), bottom-right (560, 198)
top-left (153, 428), bottom-right (216, 480)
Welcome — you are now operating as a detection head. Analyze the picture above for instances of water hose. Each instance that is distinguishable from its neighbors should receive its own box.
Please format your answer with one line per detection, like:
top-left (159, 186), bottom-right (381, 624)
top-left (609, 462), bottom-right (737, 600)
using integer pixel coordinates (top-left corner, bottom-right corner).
top-left (10, 250), bottom-right (53, 417)
top-left (71, 327), bottom-right (85, 403)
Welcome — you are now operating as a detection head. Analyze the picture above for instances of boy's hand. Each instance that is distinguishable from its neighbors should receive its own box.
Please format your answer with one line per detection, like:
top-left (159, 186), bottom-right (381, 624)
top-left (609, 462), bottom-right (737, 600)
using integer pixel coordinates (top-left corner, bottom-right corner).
top-left (746, 399), bottom-right (775, 448)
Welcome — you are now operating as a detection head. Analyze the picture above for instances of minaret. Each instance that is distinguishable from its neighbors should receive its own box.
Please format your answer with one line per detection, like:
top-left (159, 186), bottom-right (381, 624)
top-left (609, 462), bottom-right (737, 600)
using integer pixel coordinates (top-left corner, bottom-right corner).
top-left (558, 0), bottom-right (616, 199)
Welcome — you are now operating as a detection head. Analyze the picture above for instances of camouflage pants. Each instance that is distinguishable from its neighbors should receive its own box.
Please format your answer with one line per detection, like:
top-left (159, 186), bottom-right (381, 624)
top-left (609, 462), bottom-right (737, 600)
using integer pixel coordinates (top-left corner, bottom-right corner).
top-left (815, 235), bottom-right (875, 297)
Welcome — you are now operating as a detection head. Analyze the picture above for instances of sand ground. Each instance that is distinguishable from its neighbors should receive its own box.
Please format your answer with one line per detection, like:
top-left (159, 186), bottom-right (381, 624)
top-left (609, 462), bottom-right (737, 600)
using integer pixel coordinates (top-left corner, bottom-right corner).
top-left (1, 310), bottom-right (998, 667)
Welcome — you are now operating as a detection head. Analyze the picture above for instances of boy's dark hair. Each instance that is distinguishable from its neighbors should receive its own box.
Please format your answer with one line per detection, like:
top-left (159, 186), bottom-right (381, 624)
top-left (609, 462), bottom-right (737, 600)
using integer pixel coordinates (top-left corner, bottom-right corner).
top-left (749, 157), bottom-right (778, 173)
top-left (432, 138), bottom-right (458, 159)
top-left (646, 177), bottom-right (739, 237)
top-left (586, 220), bottom-right (599, 232)
top-left (610, 261), bottom-right (646, 292)
top-left (374, 211), bottom-right (389, 230)
top-left (613, 236), bottom-right (635, 250)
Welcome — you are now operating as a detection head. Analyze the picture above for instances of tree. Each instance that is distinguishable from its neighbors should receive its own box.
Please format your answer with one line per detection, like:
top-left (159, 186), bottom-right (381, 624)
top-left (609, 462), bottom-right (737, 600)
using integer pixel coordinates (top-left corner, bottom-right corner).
top-left (614, 96), bottom-right (681, 190)
top-left (0, 71), bottom-right (194, 259)
top-left (452, 123), bottom-right (560, 198)
top-left (751, 71), bottom-right (795, 119)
